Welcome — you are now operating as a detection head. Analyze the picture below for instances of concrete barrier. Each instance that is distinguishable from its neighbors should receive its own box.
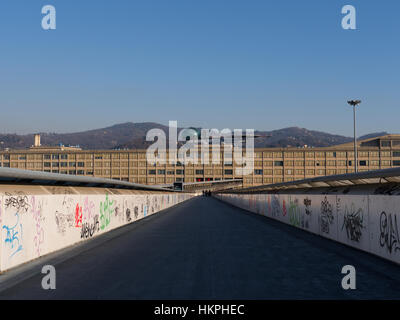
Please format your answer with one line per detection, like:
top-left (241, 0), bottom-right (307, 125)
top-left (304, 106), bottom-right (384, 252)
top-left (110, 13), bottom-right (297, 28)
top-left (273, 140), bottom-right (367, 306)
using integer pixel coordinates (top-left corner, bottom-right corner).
top-left (215, 193), bottom-right (400, 264)
top-left (0, 185), bottom-right (194, 271)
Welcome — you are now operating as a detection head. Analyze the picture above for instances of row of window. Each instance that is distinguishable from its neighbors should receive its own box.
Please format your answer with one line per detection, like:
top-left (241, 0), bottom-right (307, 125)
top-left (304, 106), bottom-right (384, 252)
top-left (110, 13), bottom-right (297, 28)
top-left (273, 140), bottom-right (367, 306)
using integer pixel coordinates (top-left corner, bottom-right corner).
top-left (2, 150), bottom-right (400, 161)
top-left (266, 160), bottom-right (366, 167)
top-left (9, 166), bottom-right (392, 180)
top-left (256, 160), bottom-right (400, 167)
top-left (255, 151), bottom-right (400, 158)
top-left (255, 169), bottom-right (346, 176)
top-left (147, 169), bottom-right (235, 175)
top-left (4, 160), bottom-right (395, 168)
top-left (2, 159), bottom-right (400, 172)
top-left (43, 162), bottom-right (86, 167)
top-left (43, 170), bottom-right (91, 175)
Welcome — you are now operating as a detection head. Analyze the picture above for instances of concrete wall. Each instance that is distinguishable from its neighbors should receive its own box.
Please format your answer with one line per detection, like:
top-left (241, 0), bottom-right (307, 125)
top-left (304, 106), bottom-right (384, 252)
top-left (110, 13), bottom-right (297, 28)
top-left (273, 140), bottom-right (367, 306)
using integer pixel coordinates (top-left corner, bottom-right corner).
top-left (215, 193), bottom-right (400, 264)
top-left (0, 185), bottom-right (194, 271)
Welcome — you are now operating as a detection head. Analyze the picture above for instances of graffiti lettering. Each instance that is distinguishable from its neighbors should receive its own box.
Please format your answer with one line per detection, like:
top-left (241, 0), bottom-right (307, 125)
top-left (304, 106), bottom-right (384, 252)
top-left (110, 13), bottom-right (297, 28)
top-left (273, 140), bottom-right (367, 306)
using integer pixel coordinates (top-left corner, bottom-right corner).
top-left (55, 211), bottom-right (74, 235)
top-left (81, 215), bottom-right (100, 239)
top-left (4, 192), bottom-right (30, 213)
top-left (3, 212), bottom-right (23, 258)
top-left (336, 197), bottom-right (341, 215)
top-left (342, 204), bottom-right (364, 242)
top-left (31, 196), bottom-right (44, 257)
top-left (83, 197), bottom-right (95, 222)
top-left (271, 195), bottom-right (280, 217)
top-left (320, 197), bottom-right (334, 234)
top-left (288, 198), bottom-right (301, 227)
top-left (304, 198), bottom-right (311, 215)
top-left (126, 208), bottom-right (131, 222)
top-left (379, 211), bottom-right (400, 254)
top-left (114, 203), bottom-right (124, 223)
top-left (100, 194), bottom-right (114, 230)
top-left (75, 204), bottom-right (83, 228)
top-left (301, 198), bottom-right (312, 229)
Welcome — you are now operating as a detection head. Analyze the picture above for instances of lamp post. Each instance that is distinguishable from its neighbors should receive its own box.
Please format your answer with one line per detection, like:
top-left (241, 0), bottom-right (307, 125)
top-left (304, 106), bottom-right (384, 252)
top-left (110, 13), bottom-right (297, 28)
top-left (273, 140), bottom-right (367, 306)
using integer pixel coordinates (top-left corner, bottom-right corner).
top-left (347, 100), bottom-right (362, 173)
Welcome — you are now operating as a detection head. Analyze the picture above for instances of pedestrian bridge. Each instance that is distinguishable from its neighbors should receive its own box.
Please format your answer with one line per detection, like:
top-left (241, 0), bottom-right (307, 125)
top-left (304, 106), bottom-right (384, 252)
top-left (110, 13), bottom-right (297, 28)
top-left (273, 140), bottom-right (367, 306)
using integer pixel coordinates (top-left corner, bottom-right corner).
top-left (0, 167), bottom-right (399, 299)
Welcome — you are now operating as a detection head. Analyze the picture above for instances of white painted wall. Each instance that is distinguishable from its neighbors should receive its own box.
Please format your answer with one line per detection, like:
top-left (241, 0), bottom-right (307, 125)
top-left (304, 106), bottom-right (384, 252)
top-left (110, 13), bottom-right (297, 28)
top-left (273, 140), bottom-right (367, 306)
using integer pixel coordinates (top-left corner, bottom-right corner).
top-left (0, 191), bottom-right (194, 271)
top-left (216, 193), bottom-right (400, 265)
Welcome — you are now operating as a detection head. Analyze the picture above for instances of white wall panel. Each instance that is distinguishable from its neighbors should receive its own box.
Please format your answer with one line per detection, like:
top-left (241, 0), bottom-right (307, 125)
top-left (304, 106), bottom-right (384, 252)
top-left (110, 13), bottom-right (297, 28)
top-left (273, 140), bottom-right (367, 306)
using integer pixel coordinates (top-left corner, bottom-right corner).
top-left (216, 193), bottom-right (400, 264)
top-left (368, 196), bottom-right (400, 264)
top-left (0, 192), bottom-right (194, 271)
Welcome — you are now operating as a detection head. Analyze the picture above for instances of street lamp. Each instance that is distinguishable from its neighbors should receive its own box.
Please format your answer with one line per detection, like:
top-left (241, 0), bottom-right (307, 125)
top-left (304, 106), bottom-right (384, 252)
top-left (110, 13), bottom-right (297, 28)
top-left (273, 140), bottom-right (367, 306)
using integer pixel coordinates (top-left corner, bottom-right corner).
top-left (347, 100), bottom-right (362, 173)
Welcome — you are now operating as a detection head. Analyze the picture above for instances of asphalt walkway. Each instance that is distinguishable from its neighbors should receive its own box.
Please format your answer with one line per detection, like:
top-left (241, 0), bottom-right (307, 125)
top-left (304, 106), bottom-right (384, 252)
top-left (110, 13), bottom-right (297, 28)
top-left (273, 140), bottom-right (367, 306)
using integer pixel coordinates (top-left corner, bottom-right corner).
top-left (0, 196), bottom-right (399, 299)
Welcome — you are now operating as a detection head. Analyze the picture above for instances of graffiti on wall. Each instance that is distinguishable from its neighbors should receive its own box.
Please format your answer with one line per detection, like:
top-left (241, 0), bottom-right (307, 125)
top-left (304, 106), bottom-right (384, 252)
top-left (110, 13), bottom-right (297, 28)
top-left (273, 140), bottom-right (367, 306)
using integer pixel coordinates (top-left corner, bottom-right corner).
top-left (31, 196), bottom-right (45, 257)
top-left (302, 198), bottom-right (312, 230)
top-left (55, 196), bottom-right (75, 235)
top-left (336, 197), bottom-right (341, 215)
top-left (319, 197), bottom-right (334, 234)
top-left (271, 195), bottom-right (280, 217)
top-left (0, 192), bottom-right (192, 271)
top-left (125, 208), bottom-right (131, 222)
top-left (288, 197), bottom-right (301, 227)
top-left (55, 211), bottom-right (74, 235)
top-left (81, 215), bottom-right (100, 239)
top-left (83, 197), bottom-right (95, 223)
top-left (114, 200), bottom-right (125, 223)
top-left (218, 193), bottom-right (400, 264)
top-left (379, 211), bottom-right (400, 254)
top-left (341, 204), bottom-right (364, 242)
top-left (3, 212), bottom-right (23, 258)
top-left (100, 194), bottom-right (114, 230)
top-left (4, 192), bottom-right (30, 213)
top-left (75, 203), bottom-right (83, 228)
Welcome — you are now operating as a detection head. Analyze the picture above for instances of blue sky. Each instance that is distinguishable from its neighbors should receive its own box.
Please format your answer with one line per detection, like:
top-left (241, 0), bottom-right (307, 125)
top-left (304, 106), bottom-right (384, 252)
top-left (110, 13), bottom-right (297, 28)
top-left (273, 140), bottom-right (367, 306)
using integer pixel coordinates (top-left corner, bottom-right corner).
top-left (0, 0), bottom-right (399, 136)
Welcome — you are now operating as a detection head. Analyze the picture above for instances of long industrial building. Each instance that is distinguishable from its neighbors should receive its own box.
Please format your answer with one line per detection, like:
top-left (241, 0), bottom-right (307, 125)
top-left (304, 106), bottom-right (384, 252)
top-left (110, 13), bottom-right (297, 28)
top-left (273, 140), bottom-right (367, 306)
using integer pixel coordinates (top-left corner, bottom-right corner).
top-left (0, 134), bottom-right (400, 188)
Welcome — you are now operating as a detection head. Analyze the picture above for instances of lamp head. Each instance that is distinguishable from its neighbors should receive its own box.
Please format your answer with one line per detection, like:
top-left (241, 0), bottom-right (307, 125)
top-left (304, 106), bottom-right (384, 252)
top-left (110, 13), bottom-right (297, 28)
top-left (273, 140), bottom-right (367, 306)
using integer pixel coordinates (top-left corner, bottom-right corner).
top-left (347, 100), bottom-right (362, 107)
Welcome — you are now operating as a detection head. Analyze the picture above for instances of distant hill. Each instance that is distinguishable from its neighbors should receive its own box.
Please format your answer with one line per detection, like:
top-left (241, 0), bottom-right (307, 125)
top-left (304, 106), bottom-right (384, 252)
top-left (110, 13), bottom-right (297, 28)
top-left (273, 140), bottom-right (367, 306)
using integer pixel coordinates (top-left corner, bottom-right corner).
top-left (253, 127), bottom-right (352, 148)
top-left (0, 122), bottom-right (389, 150)
top-left (0, 122), bottom-right (169, 150)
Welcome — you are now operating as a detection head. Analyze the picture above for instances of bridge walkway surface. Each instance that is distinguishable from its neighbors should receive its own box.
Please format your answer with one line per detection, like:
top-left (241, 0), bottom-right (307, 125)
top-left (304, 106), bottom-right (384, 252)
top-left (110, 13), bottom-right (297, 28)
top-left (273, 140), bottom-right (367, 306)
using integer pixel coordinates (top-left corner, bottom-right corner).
top-left (0, 196), bottom-right (399, 299)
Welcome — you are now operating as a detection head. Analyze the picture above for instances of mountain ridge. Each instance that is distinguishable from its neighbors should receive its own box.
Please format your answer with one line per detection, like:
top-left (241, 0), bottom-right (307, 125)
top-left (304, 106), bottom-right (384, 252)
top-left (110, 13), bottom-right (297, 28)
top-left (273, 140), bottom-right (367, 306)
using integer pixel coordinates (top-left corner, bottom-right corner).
top-left (0, 122), bottom-right (388, 150)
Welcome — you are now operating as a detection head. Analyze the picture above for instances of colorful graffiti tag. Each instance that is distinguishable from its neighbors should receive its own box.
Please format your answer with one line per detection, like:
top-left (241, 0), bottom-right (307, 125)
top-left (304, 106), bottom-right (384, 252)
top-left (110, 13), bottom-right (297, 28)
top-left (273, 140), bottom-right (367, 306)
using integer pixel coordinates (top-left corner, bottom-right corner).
top-left (3, 212), bottom-right (23, 258)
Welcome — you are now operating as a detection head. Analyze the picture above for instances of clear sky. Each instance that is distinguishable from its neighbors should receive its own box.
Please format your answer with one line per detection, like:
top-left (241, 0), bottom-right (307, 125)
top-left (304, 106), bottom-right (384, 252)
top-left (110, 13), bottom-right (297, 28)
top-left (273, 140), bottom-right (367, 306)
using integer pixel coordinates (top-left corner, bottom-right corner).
top-left (0, 0), bottom-right (399, 136)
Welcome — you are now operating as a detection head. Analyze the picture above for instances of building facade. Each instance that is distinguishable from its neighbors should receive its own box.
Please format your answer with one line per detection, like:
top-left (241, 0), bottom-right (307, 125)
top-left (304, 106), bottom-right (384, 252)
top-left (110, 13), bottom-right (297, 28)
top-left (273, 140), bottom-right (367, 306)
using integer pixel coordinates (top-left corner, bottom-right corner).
top-left (1, 135), bottom-right (400, 188)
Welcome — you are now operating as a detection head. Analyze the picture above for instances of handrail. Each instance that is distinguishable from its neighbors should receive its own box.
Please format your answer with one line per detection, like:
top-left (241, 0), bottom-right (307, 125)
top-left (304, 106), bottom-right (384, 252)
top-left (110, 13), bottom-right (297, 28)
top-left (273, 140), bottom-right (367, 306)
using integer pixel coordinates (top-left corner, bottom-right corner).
top-left (182, 179), bottom-right (243, 187)
top-left (0, 167), bottom-right (180, 192)
top-left (218, 167), bottom-right (400, 194)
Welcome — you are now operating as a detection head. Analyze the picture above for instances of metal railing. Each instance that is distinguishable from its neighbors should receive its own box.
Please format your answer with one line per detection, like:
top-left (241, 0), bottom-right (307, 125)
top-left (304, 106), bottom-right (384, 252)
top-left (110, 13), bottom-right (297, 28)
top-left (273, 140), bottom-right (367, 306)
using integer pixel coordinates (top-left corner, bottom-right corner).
top-left (154, 178), bottom-right (243, 191)
top-left (0, 167), bottom-right (180, 192)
